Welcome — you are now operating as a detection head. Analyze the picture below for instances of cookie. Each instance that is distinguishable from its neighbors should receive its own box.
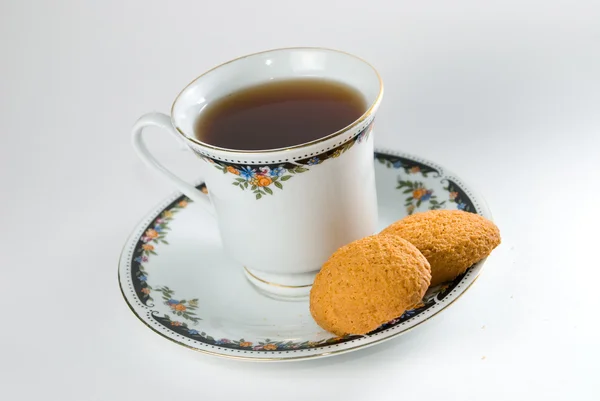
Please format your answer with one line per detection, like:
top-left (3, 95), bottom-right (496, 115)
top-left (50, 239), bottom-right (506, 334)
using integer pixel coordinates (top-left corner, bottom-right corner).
top-left (381, 210), bottom-right (500, 286)
top-left (309, 235), bottom-right (431, 336)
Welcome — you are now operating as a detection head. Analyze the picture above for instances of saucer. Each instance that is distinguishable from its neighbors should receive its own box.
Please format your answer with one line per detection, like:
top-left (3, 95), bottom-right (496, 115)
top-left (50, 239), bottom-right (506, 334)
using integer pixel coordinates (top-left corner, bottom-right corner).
top-left (119, 149), bottom-right (492, 361)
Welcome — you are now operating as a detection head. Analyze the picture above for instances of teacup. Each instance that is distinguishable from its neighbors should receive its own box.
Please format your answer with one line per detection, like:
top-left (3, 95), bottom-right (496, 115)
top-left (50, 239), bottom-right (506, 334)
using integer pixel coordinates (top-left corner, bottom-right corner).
top-left (131, 47), bottom-right (383, 298)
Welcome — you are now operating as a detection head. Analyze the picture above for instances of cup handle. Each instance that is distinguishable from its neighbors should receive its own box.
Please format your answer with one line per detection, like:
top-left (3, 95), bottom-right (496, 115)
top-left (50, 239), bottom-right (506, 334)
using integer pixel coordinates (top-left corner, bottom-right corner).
top-left (132, 112), bottom-right (214, 214)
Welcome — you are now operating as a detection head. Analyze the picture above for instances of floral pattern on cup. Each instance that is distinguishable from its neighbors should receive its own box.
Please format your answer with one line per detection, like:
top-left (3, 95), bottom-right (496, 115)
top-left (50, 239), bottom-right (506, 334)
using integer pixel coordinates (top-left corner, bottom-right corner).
top-left (204, 122), bottom-right (373, 199)
top-left (214, 164), bottom-right (308, 199)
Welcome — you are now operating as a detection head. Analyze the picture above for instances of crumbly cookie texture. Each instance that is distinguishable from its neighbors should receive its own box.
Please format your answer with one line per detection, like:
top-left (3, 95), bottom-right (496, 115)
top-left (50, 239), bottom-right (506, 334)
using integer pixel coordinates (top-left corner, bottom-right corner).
top-left (381, 210), bottom-right (501, 286)
top-left (309, 235), bottom-right (431, 336)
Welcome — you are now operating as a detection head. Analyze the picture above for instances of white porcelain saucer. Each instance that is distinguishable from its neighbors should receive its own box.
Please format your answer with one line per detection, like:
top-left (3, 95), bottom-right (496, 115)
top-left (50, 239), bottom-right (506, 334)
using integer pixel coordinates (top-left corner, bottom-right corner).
top-left (119, 149), bottom-right (492, 361)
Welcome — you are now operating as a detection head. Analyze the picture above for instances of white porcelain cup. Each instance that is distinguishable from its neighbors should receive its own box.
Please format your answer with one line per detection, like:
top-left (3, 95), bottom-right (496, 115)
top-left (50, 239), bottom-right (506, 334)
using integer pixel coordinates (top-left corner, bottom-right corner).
top-left (132, 47), bottom-right (383, 299)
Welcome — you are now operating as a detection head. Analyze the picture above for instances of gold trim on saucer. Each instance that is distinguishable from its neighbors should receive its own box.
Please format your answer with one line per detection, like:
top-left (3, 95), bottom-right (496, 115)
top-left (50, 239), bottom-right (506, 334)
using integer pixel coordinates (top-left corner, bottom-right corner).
top-left (119, 232), bottom-right (483, 362)
top-left (243, 267), bottom-right (314, 288)
top-left (119, 250), bottom-right (482, 362)
top-left (170, 47), bottom-right (384, 154)
top-left (117, 152), bottom-right (490, 361)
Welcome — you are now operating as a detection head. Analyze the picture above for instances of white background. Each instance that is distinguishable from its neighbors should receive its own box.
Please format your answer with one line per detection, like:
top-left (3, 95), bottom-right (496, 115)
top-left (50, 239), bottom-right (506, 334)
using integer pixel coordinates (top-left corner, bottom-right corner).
top-left (2, 1), bottom-right (600, 400)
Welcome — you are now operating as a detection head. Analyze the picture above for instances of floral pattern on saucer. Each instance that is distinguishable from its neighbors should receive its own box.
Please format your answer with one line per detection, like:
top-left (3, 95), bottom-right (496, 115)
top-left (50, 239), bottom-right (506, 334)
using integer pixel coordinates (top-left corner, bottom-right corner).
top-left (442, 179), bottom-right (475, 212)
top-left (155, 313), bottom-right (356, 351)
top-left (376, 154), bottom-right (458, 215)
top-left (120, 150), bottom-right (490, 360)
top-left (127, 170), bottom-right (479, 352)
top-left (133, 197), bottom-right (193, 304)
top-left (396, 180), bottom-right (446, 215)
top-left (203, 122), bottom-right (373, 199)
top-left (157, 286), bottom-right (201, 324)
top-left (375, 154), bottom-right (440, 177)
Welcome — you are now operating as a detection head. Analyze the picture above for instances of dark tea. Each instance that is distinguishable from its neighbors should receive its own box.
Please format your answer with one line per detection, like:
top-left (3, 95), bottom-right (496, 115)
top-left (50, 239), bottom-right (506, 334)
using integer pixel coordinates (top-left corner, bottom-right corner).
top-left (193, 78), bottom-right (366, 150)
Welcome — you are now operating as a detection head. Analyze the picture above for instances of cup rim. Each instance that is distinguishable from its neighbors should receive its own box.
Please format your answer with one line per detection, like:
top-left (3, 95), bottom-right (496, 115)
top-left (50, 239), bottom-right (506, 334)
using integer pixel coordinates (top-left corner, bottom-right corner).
top-left (170, 46), bottom-right (384, 155)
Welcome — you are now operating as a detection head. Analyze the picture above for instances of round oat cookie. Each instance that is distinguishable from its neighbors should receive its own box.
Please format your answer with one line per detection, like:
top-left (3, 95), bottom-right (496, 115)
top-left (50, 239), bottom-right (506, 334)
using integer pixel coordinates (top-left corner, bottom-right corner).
top-left (309, 235), bottom-right (431, 336)
top-left (381, 210), bottom-right (501, 287)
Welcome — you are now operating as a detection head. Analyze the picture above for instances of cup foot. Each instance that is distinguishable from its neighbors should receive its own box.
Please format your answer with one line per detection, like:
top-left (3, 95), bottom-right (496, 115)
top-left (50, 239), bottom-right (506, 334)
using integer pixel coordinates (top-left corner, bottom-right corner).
top-left (243, 267), bottom-right (317, 300)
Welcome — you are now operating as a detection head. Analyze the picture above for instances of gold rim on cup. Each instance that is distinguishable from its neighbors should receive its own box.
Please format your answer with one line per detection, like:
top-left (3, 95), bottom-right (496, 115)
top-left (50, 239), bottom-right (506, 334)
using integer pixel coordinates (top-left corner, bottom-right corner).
top-left (170, 47), bottom-right (384, 154)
